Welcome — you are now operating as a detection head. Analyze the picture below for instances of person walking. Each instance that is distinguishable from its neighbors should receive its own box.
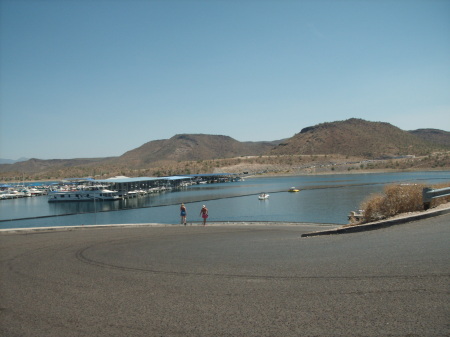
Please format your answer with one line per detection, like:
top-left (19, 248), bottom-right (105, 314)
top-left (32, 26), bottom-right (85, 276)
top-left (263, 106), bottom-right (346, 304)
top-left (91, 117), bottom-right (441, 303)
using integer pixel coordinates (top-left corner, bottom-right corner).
top-left (180, 203), bottom-right (187, 225)
top-left (199, 205), bottom-right (208, 226)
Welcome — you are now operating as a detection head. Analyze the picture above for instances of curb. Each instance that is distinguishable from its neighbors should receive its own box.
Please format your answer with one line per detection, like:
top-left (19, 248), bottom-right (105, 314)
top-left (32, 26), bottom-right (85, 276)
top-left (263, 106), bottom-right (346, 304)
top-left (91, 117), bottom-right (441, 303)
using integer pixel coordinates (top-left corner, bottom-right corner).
top-left (0, 221), bottom-right (338, 234)
top-left (301, 207), bottom-right (450, 237)
top-left (0, 223), bottom-right (172, 233)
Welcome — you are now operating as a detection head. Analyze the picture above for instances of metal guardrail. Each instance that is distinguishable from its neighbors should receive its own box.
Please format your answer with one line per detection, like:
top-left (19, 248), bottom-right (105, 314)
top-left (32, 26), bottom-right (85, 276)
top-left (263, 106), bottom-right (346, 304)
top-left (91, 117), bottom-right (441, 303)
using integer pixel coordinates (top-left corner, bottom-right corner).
top-left (422, 187), bottom-right (450, 210)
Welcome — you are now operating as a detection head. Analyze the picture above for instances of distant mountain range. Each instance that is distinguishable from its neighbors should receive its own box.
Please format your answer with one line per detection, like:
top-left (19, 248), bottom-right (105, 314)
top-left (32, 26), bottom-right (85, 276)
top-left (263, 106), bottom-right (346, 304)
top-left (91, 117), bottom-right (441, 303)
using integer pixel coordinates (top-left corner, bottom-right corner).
top-left (0, 157), bottom-right (29, 164)
top-left (1, 118), bottom-right (449, 177)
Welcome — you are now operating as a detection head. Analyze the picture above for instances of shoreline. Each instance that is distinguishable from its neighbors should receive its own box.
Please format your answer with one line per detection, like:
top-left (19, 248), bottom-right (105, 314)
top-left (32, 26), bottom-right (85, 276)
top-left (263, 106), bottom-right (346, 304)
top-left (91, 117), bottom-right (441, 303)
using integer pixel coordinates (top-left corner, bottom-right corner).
top-left (2, 203), bottom-right (449, 235)
top-left (2, 170), bottom-right (448, 234)
top-left (243, 167), bottom-right (450, 179)
top-left (2, 168), bottom-right (449, 184)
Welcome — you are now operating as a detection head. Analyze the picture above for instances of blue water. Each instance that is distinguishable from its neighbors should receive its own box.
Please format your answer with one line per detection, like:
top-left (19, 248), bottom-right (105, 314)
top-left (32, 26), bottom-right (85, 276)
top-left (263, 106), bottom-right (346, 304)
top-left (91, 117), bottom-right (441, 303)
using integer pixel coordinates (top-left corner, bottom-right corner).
top-left (1, 171), bottom-right (448, 229)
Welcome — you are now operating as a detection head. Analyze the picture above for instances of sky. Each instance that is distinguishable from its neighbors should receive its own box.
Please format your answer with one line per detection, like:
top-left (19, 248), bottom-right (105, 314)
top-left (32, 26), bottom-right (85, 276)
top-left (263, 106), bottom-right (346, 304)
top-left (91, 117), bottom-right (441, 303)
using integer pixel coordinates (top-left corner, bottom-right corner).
top-left (1, 0), bottom-right (449, 160)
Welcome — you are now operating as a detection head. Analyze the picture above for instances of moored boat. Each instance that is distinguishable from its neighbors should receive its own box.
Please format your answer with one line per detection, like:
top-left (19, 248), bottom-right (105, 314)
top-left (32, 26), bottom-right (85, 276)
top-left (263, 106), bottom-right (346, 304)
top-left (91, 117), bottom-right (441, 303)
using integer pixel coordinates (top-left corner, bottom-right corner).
top-left (0, 189), bottom-right (26, 199)
top-left (48, 185), bottom-right (121, 202)
top-left (288, 187), bottom-right (300, 192)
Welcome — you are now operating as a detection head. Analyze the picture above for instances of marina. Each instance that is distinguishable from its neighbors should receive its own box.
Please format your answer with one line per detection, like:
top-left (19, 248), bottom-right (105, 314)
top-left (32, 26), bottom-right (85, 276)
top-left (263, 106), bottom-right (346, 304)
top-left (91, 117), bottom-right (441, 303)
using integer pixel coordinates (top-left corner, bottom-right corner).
top-left (0, 184), bottom-right (48, 199)
top-left (0, 173), bottom-right (239, 201)
top-left (0, 171), bottom-right (448, 229)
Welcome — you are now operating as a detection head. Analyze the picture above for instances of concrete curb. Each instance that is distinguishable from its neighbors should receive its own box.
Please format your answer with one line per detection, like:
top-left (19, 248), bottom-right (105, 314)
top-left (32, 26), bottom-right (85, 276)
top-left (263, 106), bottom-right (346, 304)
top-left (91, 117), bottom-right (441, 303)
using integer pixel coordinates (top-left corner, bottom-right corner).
top-left (0, 223), bottom-right (173, 233)
top-left (301, 207), bottom-right (450, 237)
top-left (0, 221), bottom-right (338, 234)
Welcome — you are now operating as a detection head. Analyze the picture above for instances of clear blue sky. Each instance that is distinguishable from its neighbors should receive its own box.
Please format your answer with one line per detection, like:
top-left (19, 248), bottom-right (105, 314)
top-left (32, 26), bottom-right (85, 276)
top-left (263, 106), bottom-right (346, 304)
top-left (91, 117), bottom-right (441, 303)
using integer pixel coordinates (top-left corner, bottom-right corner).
top-left (1, 0), bottom-right (449, 160)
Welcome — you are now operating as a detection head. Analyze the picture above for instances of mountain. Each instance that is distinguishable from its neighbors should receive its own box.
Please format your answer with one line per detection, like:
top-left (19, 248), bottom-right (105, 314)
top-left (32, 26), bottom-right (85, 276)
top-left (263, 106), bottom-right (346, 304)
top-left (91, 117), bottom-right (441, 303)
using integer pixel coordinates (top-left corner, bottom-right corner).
top-left (0, 135), bottom-right (281, 175)
top-left (408, 129), bottom-right (450, 148)
top-left (269, 118), bottom-right (449, 158)
top-left (0, 159), bottom-right (16, 164)
top-left (115, 134), bottom-right (281, 167)
top-left (1, 120), bottom-right (448, 179)
top-left (0, 157), bottom-right (113, 174)
top-left (0, 157), bottom-right (29, 164)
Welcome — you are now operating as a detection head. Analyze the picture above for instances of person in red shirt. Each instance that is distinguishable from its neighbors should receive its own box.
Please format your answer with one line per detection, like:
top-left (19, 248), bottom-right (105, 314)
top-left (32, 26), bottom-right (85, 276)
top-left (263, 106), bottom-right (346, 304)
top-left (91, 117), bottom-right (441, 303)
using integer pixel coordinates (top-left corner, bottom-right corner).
top-left (199, 205), bottom-right (208, 226)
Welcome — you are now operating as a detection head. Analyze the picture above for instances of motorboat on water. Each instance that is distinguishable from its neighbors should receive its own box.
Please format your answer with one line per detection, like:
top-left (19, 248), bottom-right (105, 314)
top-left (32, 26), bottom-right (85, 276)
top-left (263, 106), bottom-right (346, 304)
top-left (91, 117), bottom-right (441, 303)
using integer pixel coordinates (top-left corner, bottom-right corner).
top-left (258, 193), bottom-right (269, 200)
top-left (48, 185), bottom-right (121, 202)
top-left (288, 187), bottom-right (300, 192)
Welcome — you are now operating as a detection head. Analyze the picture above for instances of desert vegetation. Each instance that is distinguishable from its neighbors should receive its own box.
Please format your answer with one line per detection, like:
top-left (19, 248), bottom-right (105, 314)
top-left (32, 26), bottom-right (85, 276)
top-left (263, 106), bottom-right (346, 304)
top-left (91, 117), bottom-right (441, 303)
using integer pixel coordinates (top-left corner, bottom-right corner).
top-left (270, 119), bottom-right (449, 158)
top-left (1, 152), bottom-right (449, 182)
top-left (1, 119), bottom-right (449, 182)
top-left (357, 183), bottom-right (450, 224)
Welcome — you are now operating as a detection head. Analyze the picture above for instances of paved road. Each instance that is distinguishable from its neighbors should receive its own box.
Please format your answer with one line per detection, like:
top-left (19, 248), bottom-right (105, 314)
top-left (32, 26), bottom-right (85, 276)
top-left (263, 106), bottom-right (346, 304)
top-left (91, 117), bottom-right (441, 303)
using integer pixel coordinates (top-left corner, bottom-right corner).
top-left (1, 217), bottom-right (449, 337)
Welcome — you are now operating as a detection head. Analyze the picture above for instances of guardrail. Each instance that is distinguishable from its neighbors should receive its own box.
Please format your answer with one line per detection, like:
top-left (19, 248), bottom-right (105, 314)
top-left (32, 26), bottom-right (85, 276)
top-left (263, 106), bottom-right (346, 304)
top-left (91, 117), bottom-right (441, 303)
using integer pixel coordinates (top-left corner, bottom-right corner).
top-left (422, 187), bottom-right (450, 210)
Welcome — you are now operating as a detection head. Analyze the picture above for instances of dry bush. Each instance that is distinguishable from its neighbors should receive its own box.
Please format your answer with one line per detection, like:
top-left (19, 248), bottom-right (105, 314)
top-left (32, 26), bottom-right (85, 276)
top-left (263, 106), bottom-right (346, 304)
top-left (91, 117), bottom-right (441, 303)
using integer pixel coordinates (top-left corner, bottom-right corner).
top-left (382, 184), bottom-right (425, 217)
top-left (360, 193), bottom-right (386, 223)
top-left (359, 183), bottom-right (442, 223)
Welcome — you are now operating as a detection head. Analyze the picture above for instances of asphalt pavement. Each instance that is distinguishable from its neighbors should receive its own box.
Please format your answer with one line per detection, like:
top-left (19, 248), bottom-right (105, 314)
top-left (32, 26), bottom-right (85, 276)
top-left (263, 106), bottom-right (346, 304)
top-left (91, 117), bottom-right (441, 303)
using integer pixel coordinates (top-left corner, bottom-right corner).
top-left (1, 215), bottom-right (449, 336)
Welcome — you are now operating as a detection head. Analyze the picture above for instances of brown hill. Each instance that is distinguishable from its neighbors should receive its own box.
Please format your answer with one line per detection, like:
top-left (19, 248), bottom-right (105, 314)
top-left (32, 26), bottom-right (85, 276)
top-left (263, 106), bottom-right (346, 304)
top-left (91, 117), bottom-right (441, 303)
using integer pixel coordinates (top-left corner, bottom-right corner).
top-left (1, 121), bottom-right (448, 180)
top-left (408, 129), bottom-right (450, 147)
top-left (115, 134), bottom-right (280, 167)
top-left (0, 135), bottom-right (280, 176)
top-left (0, 157), bottom-right (112, 175)
top-left (270, 118), bottom-right (448, 158)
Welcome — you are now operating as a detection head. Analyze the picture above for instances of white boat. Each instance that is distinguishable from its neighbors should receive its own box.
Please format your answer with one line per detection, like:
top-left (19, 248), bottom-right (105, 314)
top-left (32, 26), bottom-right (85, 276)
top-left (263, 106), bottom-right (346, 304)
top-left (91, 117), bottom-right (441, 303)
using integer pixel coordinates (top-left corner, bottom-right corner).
top-left (258, 193), bottom-right (269, 200)
top-left (0, 189), bottom-right (26, 199)
top-left (48, 185), bottom-right (121, 202)
top-left (125, 190), bottom-right (140, 198)
top-left (29, 188), bottom-right (47, 196)
top-left (18, 188), bottom-right (32, 197)
top-left (0, 191), bottom-right (21, 199)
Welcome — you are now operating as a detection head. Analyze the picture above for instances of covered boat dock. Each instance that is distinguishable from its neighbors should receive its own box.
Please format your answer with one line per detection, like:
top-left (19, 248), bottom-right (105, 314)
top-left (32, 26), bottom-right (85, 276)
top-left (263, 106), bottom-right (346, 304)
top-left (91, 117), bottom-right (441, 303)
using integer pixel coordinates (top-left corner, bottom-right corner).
top-left (94, 173), bottom-right (240, 198)
top-left (95, 176), bottom-right (191, 197)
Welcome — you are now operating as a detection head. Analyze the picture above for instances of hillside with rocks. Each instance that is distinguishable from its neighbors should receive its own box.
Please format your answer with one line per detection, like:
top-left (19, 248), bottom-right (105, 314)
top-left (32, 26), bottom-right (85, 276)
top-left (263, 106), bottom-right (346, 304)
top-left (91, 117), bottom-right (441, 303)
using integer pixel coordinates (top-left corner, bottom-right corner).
top-left (408, 129), bottom-right (450, 148)
top-left (1, 119), bottom-right (448, 181)
top-left (115, 134), bottom-right (281, 167)
top-left (270, 118), bottom-right (449, 158)
top-left (0, 135), bottom-right (282, 179)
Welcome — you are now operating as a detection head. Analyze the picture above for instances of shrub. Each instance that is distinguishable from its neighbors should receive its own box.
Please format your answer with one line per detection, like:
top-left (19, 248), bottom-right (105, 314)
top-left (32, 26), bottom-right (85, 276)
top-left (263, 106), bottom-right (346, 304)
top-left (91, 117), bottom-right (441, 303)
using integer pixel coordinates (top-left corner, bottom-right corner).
top-left (359, 183), bottom-right (449, 224)
top-left (360, 193), bottom-right (385, 222)
top-left (382, 184), bottom-right (424, 217)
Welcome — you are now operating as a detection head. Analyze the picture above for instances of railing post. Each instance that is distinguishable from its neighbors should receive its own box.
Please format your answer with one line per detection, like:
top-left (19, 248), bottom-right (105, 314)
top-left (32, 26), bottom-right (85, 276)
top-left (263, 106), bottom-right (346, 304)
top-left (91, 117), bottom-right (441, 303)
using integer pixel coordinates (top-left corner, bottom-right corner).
top-left (422, 187), bottom-right (432, 210)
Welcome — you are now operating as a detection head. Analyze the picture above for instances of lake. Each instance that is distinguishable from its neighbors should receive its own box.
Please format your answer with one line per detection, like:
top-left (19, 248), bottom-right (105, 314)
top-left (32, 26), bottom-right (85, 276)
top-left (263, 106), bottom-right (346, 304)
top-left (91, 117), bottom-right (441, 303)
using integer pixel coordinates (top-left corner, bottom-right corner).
top-left (1, 171), bottom-right (449, 229)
